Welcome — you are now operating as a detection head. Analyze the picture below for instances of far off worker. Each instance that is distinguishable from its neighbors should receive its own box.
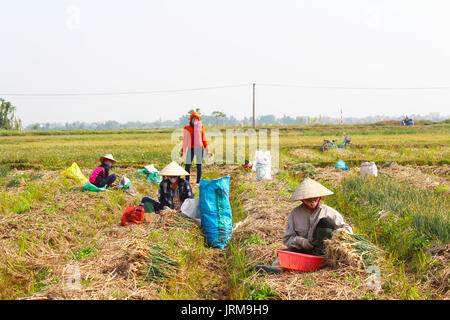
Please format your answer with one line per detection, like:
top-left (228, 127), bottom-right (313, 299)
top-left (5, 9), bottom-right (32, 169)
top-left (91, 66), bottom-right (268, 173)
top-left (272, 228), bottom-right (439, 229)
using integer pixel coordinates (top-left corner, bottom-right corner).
top-left (181, 112), bottom-right (212, 184)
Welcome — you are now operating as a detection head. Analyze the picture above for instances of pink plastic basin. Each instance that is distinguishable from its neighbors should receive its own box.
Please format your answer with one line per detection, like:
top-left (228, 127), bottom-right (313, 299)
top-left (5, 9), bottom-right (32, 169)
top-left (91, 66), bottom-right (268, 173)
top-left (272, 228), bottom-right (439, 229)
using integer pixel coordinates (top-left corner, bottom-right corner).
top-left (277, 250), bottom-right (323, 272)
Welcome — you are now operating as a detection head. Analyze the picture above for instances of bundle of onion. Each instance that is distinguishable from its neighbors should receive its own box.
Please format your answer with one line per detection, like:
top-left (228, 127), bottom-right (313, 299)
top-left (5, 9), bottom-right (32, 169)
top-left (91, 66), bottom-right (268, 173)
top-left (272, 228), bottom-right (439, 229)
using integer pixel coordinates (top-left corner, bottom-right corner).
top-left (156, 207), bottom-right (178, 229)
top-left (324, 229), bottom-right (382, 269)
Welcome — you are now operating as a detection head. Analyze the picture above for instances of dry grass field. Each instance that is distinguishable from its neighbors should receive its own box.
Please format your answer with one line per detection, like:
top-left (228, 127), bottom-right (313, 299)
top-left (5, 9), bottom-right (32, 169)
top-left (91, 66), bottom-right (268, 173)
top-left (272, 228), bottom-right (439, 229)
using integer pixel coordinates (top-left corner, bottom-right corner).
top-left (0, 123), bottom-right (448, 300)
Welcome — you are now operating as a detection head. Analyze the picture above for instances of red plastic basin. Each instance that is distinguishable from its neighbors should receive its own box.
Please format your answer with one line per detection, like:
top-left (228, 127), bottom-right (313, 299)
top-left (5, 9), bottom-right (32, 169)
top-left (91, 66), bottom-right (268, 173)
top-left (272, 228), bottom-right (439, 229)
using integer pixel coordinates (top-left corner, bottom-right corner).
top-left (277, 250), bottom-right (323, 272)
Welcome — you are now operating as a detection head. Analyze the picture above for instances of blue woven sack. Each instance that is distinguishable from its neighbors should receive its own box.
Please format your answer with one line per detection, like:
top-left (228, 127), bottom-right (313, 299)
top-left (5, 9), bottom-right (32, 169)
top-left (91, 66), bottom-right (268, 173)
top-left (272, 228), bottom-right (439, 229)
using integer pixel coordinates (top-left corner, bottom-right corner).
top-left (199, 177), bottom-right (233, 249)
top-left (335, 160), bottom-right (350, 171)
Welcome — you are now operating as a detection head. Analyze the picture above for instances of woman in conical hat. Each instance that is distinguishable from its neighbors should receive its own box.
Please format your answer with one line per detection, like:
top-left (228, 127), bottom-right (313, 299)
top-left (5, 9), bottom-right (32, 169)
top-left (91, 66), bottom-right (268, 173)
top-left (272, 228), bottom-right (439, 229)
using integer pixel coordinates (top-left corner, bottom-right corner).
top-left (254, 178), bottom-right (353, 274)
top-left (140, 161), bottom-right (194, 213)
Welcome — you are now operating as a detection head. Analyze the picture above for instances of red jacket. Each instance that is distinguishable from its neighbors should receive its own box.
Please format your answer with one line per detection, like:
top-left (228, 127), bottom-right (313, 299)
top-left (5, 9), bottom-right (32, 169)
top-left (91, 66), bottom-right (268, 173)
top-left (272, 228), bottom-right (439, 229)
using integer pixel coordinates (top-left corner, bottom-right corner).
top-left (182, 112), bottom-right (208, 152)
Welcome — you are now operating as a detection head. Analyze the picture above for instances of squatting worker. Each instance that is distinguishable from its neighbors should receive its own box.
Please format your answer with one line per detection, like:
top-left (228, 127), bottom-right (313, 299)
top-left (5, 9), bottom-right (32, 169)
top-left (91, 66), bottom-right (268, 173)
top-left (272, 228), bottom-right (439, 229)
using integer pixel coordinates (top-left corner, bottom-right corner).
top-left (254, 177), bottom-right (353, 274)
top-left (181, 112), bottom-right (212, 184)
top-left (140, 161), bottom-right (194, 213)
top-left (89, 154), bottom-right (118, 189)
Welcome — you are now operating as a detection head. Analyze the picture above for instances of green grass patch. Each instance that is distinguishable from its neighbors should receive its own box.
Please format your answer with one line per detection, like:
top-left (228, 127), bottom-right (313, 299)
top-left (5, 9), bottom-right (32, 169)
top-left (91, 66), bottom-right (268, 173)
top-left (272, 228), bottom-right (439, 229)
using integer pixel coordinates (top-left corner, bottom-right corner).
top-left (241, 234), bottom-right (265, 246)
top-left (229, 174), bottom-right (249, 223)
top-left (247, 283), bottom-right (279, 300)
top-left (341, 175), bottom-right (449, 244)
top-left (327, 175), bottom-right (449, 270)
top-left (0, 165), bottom-right (10, 178)
top-left (72, 245), bottom-right (97, 260)
top-left (12, 198), bottom-right (31, 214)
top-left (303, 274), bottom-right (315, 289)
top-left (7, 177), bottom-right (21, 188)
top-left (434, 185), bottom-right (448, 195)
top-left (32, 268), bottom-right (52, 293)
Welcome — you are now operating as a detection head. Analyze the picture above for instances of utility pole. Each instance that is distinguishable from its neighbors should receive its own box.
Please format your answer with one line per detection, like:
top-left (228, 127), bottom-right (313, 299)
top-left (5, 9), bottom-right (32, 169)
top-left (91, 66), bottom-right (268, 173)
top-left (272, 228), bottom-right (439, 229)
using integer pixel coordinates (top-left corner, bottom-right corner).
top-left (252, 83), bottom-right (256, 128)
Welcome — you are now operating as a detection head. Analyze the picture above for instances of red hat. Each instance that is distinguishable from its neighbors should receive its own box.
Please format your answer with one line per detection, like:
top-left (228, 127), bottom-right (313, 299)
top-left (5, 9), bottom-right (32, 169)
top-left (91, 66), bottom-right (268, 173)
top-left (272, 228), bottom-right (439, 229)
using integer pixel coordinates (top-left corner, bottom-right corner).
top-left (190, 112), bottom-right (200, 122)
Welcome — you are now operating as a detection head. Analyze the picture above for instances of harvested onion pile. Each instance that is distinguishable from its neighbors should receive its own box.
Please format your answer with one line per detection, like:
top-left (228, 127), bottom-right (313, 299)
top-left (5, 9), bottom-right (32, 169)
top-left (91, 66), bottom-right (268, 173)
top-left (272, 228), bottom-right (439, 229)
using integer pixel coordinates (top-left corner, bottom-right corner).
top-left (324, 229), bottom-right (382, 269)
top-left (156, 207), bottom-right (178, 229)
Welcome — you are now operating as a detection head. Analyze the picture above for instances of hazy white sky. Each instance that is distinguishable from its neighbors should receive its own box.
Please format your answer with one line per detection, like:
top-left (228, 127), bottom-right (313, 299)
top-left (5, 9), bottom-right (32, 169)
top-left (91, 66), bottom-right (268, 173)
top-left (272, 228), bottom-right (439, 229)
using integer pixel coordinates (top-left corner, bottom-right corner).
top-left (1, 0), bottom-right (449, 125)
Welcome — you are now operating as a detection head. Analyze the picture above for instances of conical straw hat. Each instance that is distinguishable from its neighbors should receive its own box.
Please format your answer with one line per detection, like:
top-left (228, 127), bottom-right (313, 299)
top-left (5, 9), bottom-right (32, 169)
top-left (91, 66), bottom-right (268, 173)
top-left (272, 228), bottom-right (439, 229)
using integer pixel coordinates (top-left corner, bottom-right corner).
top-left (158, 161), bottom-right (190, 176)
top-left (289, 177), bottom-right (334, 202)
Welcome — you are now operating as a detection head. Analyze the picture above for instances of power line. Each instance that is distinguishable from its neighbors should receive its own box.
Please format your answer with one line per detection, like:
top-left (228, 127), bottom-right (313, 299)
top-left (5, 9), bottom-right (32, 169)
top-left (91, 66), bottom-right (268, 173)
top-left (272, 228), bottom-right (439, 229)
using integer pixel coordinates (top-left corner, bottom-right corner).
top-left (0, 84), bottom-right (251, 97)
top-left (258, 83), bottom-right (450, 90)
top-left (3, 82), bottom-right (450, 97)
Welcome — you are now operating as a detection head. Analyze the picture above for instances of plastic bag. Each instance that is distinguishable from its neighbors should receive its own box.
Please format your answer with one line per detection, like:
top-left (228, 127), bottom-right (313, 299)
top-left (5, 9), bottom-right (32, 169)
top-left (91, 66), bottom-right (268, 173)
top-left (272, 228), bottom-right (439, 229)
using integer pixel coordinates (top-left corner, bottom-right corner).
top-left (253, 150), bottom-right (271, 181)
top-left (181, 198), bottom-right (201, 221)
top-left (138, 167), bottom-right (162, 184)
top-left (335, 160), bottom-right (350, 171)
top-left (360, 162), bottom-right (378, 177)
top-left (121, 206), bottom-right (145, 226)
top-left (148, 171), bottom-right (162, 184)
top-left (144, 164), bottom-right (158, 173)
top-left (82, 182), bottom-right (107, 192)
top-left (118, 177), bottom-right (132, 190)
top-left (199, 177), bottom-right (233, 249)
top-left (61, 162), bottom-right (89, 185)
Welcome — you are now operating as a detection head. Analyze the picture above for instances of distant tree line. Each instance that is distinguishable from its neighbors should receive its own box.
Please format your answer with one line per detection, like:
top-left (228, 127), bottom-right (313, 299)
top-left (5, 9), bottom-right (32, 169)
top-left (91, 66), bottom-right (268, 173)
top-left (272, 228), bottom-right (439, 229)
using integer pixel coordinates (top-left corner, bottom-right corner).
top-left (23, 108), bottom-right (449, 131)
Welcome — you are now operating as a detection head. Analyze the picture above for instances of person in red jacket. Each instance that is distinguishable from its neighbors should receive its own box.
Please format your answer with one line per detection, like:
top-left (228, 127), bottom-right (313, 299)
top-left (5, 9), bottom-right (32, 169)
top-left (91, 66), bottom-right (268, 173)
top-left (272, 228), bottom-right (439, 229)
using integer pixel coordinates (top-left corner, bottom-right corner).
top-left (181, 112), bottom-right (212, 183)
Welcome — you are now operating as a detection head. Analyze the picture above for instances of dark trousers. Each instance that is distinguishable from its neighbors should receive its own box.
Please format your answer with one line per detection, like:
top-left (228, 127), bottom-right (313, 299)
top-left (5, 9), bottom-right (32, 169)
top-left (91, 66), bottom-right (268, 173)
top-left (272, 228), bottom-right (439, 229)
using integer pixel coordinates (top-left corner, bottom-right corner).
top-left (94, 174), bottom-right (117, 189)
top-left (141, 197), bottom-right (165, 213)
top-left (310, 217), bottom-right (335, 255)
top-left (185, 148), bottom-right (203, 183)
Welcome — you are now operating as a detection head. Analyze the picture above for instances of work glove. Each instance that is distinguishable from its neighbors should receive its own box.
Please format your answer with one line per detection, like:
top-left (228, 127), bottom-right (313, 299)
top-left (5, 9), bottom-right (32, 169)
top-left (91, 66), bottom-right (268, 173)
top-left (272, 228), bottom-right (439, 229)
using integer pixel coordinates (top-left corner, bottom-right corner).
top-left (295, 237), bottom-right (314, 250)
